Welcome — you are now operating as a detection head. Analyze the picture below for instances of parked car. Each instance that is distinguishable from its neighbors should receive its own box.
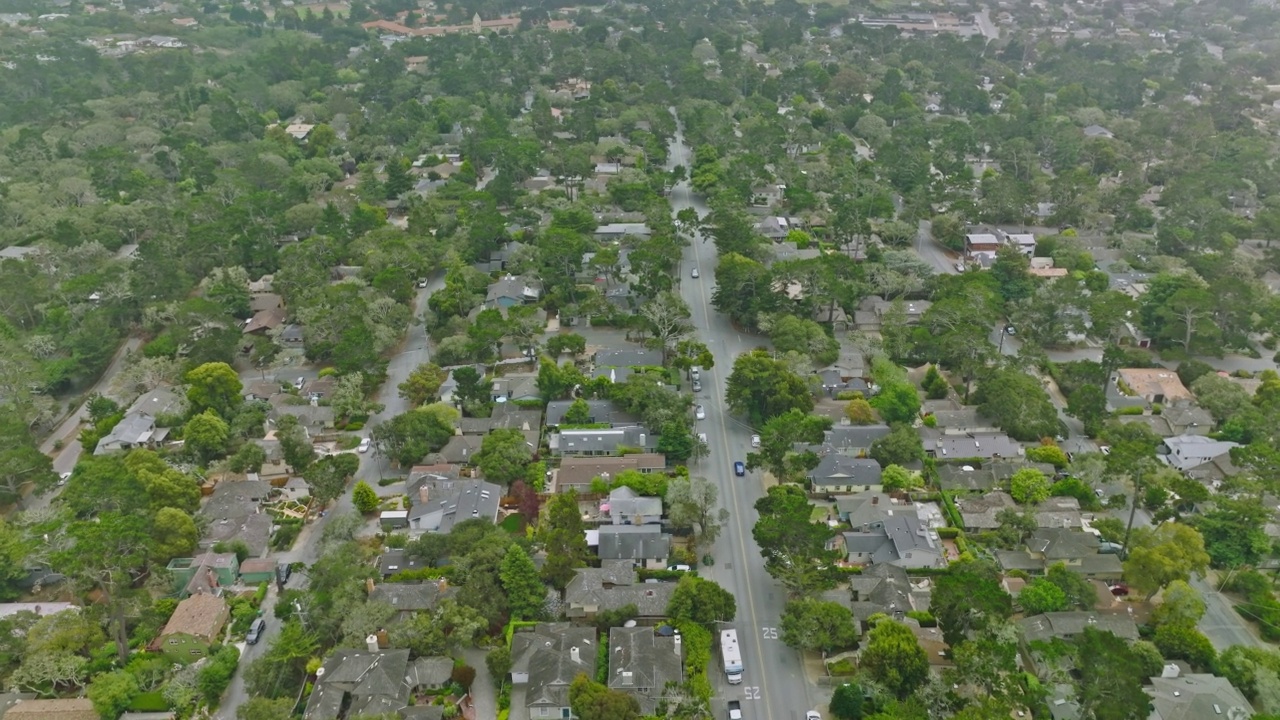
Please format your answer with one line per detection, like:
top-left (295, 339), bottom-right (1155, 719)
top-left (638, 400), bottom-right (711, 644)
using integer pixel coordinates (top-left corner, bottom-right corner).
top-left (275, 564), bottom-right (292, 587)
top-left (357, 438), bottom-right (371, 453)
top-left (668, 564), bottom-right (692, 572)
top-left (734, 461), bottom-right (746, 476)
top-left (1094, 488), bottom-right (1105, 498)
top-left (695, 405), bottom-right (706, 420)
top-left (1004, 324), bottom-right (1016, 335)
top-left (691, 366), bottom-right (701, 380)
top-left (1100, 445), bottom-right (1111, 455)
top-left (1109, 582), bottom-right (1130, 596)
top-left (751, 435), bottom-right (761, 448)
top-left (293, 377), bottom-right (306, 390)
top-left (58, 472), bottom-right (71, 486)
top-left (691, 267), bottom-right (700, 278)
top-left (692, 380), bottom-right (702, 392)
top-left (416, 278), bottom-right (428, 288)
top-left (698, 433), bottom-right (708, 444)
top-left (806, 712), bottom-right (823, 720)
top-left (246, 618), bottom-right (266, 645)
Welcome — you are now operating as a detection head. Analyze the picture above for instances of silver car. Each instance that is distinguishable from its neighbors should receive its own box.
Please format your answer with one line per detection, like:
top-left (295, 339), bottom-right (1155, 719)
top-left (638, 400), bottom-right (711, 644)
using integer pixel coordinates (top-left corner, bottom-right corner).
top-left (695, 405), bottom-right (706, 420)
top-left (692, 380), bottom-right (702, 392)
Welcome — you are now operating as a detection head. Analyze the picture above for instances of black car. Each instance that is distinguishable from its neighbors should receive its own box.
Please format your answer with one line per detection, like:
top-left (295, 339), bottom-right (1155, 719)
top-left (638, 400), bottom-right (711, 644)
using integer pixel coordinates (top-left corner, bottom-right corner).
top-left (275, 563), bottom-right (292, 587)
top-left (734, 461), bottom-right (746, 476)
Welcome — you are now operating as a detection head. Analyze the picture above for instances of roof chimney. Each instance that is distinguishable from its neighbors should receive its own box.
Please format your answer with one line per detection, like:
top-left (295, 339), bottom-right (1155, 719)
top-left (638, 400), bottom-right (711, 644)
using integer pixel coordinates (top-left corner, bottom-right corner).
top-left (366, 634), bottom-right (379, 652)
top-left (674, 634), bottom-right (682, 655)
top-left (376, 629), bottom-right (389, 649)
top-left (570, 646), bottom-right (581, 663)
top-left (872, 496), bottom-right (879, 505)
top-left (419, 485), bottom-right (429, 503)
top-left (366, 577), bottom-right (376, 594)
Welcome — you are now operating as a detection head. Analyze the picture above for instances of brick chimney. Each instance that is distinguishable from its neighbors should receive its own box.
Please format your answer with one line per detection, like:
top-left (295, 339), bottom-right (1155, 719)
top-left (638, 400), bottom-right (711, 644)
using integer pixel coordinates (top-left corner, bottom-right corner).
top-left (366, 577), bottom-right (376, 594)
top-left (419, 485), bottom-right (430, 504)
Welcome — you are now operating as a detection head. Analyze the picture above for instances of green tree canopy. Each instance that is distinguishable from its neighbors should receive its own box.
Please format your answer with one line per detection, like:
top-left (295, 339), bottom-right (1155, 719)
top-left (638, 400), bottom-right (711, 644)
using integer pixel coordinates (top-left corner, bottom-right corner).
top-left (779, 597), bottom-right (859, 653)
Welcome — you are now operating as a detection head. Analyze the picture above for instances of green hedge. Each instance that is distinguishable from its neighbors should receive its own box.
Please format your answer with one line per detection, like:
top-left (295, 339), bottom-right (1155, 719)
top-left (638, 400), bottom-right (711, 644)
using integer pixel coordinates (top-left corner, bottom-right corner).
top-left (672, 621), bottom-right (713, 705)
top-left (128, 693), bottom-right (169, 712)
top-left (936, 527), bottom-right (960, 539)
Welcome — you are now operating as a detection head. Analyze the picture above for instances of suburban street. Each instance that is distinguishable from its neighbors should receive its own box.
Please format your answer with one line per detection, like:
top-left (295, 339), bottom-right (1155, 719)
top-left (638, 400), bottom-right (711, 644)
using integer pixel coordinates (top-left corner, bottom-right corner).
top-left (215, 275), bottom-right (444, 719)
top-left (667, 115), bottom-right (821, 720)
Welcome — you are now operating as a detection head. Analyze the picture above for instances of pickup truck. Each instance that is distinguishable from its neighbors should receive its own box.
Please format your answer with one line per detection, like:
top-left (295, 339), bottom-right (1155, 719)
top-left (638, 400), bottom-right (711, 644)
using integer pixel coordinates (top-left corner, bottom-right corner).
top-left (727, 700), bottom-right (742, 720)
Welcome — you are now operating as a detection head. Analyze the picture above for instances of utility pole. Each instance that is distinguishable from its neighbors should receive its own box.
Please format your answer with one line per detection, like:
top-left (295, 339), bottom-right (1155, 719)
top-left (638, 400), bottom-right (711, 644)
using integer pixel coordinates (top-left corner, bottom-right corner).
top-left (1120, 463), bottom-right (1144, 561)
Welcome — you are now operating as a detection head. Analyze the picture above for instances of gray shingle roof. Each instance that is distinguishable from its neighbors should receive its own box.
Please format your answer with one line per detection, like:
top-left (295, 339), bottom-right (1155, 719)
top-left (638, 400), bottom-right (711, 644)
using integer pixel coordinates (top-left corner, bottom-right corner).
top-left (595, 525), bottom-right (671, 561)
top-left (607, 486), bottom-right (663, 524)
top-left (1019, 612), bottom-right (1138, 643)
top-left (368, 582), bottom-right (451, 613)
top-left (1147, 673), bottom-right (1254, 720)
top-left (406, 480), bottom-right (500, 534)
top-left (810, 455), bottom-right (882, 487)
top-left (511, 624), bottom-right (596, 712)
top-left (545, 400), bottom-right (639, 427)
top-left (304, 649), bottom-right (411, 720)
top-left (564, 561), bottom-right (675, 618)
top-left (607, 627), bottom-right (683, 715)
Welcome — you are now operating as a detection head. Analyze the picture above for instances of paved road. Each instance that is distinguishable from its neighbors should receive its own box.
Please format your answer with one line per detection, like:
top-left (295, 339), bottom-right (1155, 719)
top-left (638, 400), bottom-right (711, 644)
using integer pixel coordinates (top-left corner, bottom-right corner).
top-left (974, 7), bottom-right (999, 41)
top-left (667, 115), bottom-right (821, 720)
top-left (1106, 501), bottom-right (1264, 650)
top-left (215, 275), bottom-right (444, 719)
top-left (20, 337), bottom-right (146, 511)
top-left (915, 220), bottom-right (959, 277)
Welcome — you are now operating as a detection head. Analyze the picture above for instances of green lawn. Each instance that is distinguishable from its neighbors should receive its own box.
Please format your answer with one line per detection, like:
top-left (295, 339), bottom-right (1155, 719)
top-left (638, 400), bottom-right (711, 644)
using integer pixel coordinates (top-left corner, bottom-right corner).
top-left (500, 514), bottom-right (526, 534)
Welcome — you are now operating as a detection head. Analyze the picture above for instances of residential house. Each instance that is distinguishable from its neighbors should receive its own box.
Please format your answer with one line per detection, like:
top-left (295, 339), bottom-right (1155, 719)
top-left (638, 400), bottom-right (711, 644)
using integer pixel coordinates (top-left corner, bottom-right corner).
top-left (250, 293), bottom-right (283, 313)
top-left (279, 324), bottom-right (305, 347)
top-left (406, 657), bottom-right (454, 692)
top-left (1019, 611), bottom-right (1138, 643)
top-left (128, 386), bottom-right (186, 417)
top-left (564, 560), bottom-right (676, 620)
top-left (1118, 404), bottom-right (1215, 438)
top-left (549, 426), bottom-right (656, 456)
top-left (304, 649), bottom-right (411, 720)
top-left (406, 479), bottom-right (500, 535)
top-left (955, 491), bottom-right (1018, 531)
top-left (932, 432), bottom-right (1024, 460)
top-left (593, 348), bottom-right (663, 373)
top-left (1109, 368), bottom-right (1192, 410)
top-left (244, 381), bottom-right (281, 402)
top-left (996, 528), bottom-right (1123, 579)
top-left (834, 491), bottom-right (897, 528)
top-left (935, 461), bottom-right (1056, 493)
top-left (605, 486), bottom-right (662, 525)
top-left (809, 456), bottom-right (883, 494)
top-left (434, 435), bottom-right (484, 465)
top-left (151, 593), bottom-right (229, 662)
top-left (755, 215), bottom-right (793, 239)
top-left (1146, 671), bottom-right (1254, 720)
top-left (594, 223), bottom-right (651, 241)
top-left (457, 405), bottom-right (542, 449)
top-left (843, 562), bottom-right (920, 627)
top-left (368, 580), bottom-right (453, 621)
top-left (166, 551), bottom-right (240, 597)
top-left (243, 307), bottom-right (287, 335)
top-left (94, 411), bottom-right (169, 455)
top-left (545, 400), bottom-right (639, 427)
top-left (438, 365), bottom-right (486, 406)
top-left (197, 480), bottom-right (274, 557)
top-left (854, 296), bottom-right (933, 332)
top-left (486, 275), bottom-right (541, 308)
top-left (965, 233), bottom-right (1002, 263)
top-left (237, 558), bottom-right (277, 585)
top-left (3, 700), bottom-right (98, 720)
top-left (590, 525), bottom-right (671, 567)
top-left (376, 548), bottom-right (427, 580)
top-left (1035, 497), bottom-right (1084, 530)
top-left (490, 374), bottom-right (541, 404)
top-left (1083, 124), bottom-right (1115, 139)
top-left (607, 627), bottom-right (684, 715)
top-left (268, 398), bottom-right (334, 434)
top-left (750, 184), bottom-right (785, 208)
top-left (553, 454), bottom-right (666, 492)
top-left (1158, 435), bottom-right (1241, 477)
top-left (510, 624), bottom-right (596, 720)
top-left (806, 424), bottom-right (892, 456)
top-left (840, 513), bottom-right (945, 569)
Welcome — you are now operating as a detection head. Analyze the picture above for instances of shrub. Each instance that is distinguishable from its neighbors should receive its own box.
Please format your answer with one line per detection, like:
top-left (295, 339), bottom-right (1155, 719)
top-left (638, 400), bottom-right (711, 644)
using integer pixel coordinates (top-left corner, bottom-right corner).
top-left (936, 527), bottom-right (960, 539)
top-left (451, 665), bottom-right (477, 690)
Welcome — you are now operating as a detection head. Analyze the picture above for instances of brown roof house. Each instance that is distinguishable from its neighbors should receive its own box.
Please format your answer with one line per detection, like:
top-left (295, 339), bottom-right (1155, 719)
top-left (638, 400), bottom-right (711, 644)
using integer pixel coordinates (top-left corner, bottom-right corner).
top-left (1109, 368), bottom-right (1192, 411)
top-left (553, 454), bottom-right (666, 492)
top-left (151, 593), bottom-right (229, 662)
top-left (4, 700), bottom-right (98, 720)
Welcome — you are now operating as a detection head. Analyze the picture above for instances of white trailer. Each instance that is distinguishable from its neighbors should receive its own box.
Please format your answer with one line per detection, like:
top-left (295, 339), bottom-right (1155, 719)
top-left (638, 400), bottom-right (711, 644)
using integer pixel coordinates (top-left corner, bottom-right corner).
top-left (720, 628), bottom-right (744, 684)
